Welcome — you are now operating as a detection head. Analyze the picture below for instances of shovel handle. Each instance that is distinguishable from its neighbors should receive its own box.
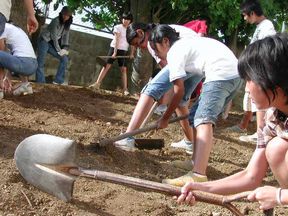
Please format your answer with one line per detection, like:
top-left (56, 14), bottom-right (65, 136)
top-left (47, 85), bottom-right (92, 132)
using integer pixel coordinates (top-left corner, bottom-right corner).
top-left (99, 115), bottom-right (188, 146)
top-left (70, 168), bottom-right (247, 216)
top-left (98, 55), bottom-right (130, 59)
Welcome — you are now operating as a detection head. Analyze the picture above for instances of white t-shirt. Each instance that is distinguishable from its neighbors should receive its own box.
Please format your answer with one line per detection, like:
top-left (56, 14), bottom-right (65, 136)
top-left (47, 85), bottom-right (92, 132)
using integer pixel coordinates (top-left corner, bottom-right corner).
top-left (167, 37), bottom-right (239, 83)
top-left (0, 23), bottom-right (36, 58)
top-left (110, 24), bottom-right (129, 51)
top-left (250, 19), bottom-right (276, 44)
top-left (148, 24), bottom-right (197, 63)
top-left (0, 0), bottom-right (11, 20)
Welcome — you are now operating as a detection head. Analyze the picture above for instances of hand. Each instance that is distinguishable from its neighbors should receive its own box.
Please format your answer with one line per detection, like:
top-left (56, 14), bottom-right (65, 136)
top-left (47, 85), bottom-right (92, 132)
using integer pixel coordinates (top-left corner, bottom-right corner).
top-left (129, 54), bottom-right (134, 59)
top-left (157, 116), bottom-right (169, 129)
top-left (176, 182), bottom-right (197, 206)
top-left (0, 76), bottom-right (12, 93)
top-left (58, 49), bottom-right (69, 56)
top-left (27, 15), bottom-right (38, 35)
top-left (247, 186), bottom-right (278, 210)
top-left (112, 52), bottom-right (117, 59)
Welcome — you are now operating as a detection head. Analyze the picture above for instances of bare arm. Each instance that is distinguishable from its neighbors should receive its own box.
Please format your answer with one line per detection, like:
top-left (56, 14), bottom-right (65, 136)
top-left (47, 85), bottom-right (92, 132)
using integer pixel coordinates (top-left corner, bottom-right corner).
top-left (23, 0), bottom-right (38, 34)
top-left (112, 32), bottom-right (120, 58)
top-left (177, 148), bottom-right (268, 204)
top-left (158, 78), bottom-right (184, 129)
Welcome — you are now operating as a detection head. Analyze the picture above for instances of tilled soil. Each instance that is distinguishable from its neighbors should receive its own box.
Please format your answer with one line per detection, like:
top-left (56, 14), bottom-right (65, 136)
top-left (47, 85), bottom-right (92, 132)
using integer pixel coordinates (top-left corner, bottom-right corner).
top-left (0, 83), bottom-right (287, 216)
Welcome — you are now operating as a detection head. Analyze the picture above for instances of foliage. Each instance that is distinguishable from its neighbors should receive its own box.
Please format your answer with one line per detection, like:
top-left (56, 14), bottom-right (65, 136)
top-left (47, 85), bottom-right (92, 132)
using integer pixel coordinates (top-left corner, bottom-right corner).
top-left (41, 0), bottom-right (288, 44)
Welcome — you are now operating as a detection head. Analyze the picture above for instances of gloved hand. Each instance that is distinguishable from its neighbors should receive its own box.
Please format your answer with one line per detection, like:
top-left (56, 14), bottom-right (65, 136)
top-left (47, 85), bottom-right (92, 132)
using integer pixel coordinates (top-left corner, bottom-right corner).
top-left (58, 49), bottom-right (69, 56)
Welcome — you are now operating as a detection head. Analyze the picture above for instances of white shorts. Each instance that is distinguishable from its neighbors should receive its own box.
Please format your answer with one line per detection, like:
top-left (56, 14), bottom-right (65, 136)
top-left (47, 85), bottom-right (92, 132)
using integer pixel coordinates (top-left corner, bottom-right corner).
top-left (243, 91), bottom-right (258, 112)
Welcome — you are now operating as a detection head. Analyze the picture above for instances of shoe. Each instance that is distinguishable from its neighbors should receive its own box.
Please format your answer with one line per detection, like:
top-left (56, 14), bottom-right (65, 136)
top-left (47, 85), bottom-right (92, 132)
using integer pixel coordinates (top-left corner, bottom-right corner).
top-left (171, 139), bottom-right (193, 152)
top-left (239, 132), bottom-right (257, 143)
top-left (171, 160), bottom-right (194, 171)
top-left (52, 81), bottom-right (66, 85)
top-left (154, 105), bottom-right (167, 116)
top-left (89, 82), bottom-right (100, 89)
top-left (224, 125), bottom-right (247, 134)
top-left (13, 82), bottom-right (33, 96)
top-left (162, 171), bottom-right (207, 187)
top-left (114, 137), bottom-right (137, 152)
top-left (123, 90), bottom-right (129, 96)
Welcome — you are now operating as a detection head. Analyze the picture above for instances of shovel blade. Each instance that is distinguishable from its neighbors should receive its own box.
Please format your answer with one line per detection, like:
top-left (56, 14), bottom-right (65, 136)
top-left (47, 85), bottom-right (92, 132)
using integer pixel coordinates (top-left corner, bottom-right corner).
top-left (14, 134), bottom-right (77, 202)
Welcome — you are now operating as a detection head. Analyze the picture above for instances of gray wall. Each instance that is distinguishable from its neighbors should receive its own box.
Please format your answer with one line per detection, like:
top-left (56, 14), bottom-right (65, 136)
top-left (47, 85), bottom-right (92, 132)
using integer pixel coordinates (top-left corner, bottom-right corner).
top-left (44, 30), bottom-right (132, 90)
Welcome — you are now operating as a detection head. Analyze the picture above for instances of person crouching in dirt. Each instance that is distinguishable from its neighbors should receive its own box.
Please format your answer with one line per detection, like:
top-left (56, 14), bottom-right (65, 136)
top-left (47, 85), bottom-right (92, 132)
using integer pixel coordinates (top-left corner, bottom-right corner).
top-left (0, 22), bottom-right (37, 99)
top-left (114, 22), bottom-right (198, 152)
top-left (35, 6), bottom-right (72, 85)
top-left (177, 33), bottom-right (288, 211)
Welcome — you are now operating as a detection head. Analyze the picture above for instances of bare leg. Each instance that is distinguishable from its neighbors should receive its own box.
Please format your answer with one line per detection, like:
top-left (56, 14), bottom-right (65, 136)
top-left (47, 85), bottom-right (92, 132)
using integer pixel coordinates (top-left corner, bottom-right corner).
top-left (266, 137), bottom-right (288, 188)
top-left (95, 64), bottom-right (112, 85)
top-left (193, 123), bottom-right (213, 175)
top-left (120, 66), bottom-right (128, 92)
top-left (239, 111), bottom-right (253, 129)
top-left (175, 106), bottom-right (194, 142)
top-left (126, 94), bottom-right (155, 132)
top-left (159, 88), bottom-right (173, 105)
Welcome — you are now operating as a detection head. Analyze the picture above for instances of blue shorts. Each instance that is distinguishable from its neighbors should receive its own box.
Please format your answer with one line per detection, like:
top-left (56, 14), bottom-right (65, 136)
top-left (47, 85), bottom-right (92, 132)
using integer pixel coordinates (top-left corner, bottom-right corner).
top-left (0, 13), bottom-right (7, 36)
top-left (189, 78), bottom-right (243, 127)
top-left (142, 65), bottom-right (204, 106)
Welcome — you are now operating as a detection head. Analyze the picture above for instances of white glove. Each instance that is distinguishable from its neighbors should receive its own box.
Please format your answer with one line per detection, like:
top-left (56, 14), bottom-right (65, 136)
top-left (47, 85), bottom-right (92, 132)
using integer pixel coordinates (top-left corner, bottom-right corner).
top-left (58, 49), bottom-right (69, 56)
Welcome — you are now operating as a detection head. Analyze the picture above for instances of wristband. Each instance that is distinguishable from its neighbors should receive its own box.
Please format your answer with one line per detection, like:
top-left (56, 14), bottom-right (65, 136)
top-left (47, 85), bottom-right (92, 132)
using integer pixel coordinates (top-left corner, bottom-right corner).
top-left (276, 188), bottom-right (282, 205)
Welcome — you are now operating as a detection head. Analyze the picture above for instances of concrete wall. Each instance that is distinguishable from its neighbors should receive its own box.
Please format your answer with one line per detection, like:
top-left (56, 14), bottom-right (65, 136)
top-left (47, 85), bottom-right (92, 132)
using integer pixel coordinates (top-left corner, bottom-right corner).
top-left (44, 30), bottom-right (132, 90)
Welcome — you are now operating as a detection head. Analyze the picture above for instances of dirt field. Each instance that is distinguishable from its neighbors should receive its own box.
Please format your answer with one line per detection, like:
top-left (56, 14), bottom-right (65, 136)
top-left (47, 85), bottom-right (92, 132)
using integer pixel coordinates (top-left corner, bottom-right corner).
top-left (0, 83), bottom-right (287, 216)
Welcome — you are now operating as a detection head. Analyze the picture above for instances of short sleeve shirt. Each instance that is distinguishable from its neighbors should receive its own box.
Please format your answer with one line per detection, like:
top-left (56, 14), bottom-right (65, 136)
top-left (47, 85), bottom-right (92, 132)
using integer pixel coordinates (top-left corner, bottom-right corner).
top-left (167, 37), bottom-right (239, 83)
top-left (257, 108), bottom-right (288, 148)
top-left (110, 24), bottom-right (129, 51)
top-left (250, 19), bottom-right (276, 44)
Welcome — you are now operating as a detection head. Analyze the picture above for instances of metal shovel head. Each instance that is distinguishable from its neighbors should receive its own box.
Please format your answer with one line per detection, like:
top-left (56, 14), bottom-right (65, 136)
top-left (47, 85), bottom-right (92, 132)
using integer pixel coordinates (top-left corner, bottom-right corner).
top-left (14, 134), bottom-right (77, 202)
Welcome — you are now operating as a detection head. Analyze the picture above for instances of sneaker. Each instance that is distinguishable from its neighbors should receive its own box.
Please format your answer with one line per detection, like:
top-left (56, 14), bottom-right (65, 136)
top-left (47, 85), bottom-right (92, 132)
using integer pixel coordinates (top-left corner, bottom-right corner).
top-left (239, 132), bottom-right (257, 143)
top-left (89, 82), bottom-right (100, 89)
top-left (52, 81), bottom-right (66, 85)
top-left (162, 171), bottom-right (208, 187)
top-left (224, 125), bottom-right (247, 134)
top-left (154, 104), bottom-right (167, 116)
top-left (171, 139), bottom-right (193, 152)
top-left (114, 137), bottom-right (137, 152)
top-left (171, 160), bottom-right (194, 171)
top-left (13, 82), bottom-right (33, 96)
top-left (123, 90), bottom-right (129, 96)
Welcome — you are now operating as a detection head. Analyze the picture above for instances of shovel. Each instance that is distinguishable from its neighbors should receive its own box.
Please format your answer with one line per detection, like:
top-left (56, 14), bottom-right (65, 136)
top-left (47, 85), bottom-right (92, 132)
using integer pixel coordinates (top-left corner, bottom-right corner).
top-left (98, 115), bottom-right (188, 146)
top-left (15, 134), bottom-right (249, 216)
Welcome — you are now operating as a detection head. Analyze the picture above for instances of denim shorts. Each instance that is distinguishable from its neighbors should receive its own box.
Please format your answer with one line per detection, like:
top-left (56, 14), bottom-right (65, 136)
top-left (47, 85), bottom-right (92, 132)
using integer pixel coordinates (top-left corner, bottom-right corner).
top-left (142, 65), bottom-right (204, 106)
top-left (0, 51), bottom-right (38, 76)
top-left (189, 77), bottom-right (243, 127)
top-left (0, 13), bottom-right (7, 36)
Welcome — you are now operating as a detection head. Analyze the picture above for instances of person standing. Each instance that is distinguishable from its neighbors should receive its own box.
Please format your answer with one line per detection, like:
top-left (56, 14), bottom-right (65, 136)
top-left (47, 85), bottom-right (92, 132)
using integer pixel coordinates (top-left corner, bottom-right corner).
top-left (35, 6), bottom-right (72, 85)
top-left (226, 0), bottom-right (276, 143)
top-left (89, 12), bottom-right (133, 96)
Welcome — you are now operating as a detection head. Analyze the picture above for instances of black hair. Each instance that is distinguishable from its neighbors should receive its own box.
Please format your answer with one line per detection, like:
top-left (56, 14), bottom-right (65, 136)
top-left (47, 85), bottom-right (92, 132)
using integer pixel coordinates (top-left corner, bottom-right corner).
top-left (122, 11), bottom-right (133, 23)
top-left (149, 24), bottom-right (180, 49)
top-left (126, 22), bottom-right (156, 44)
top-left (238, 33), bottom-right (288, 104)
top-left (59, 6), bottom-right (73, 30)
top-left (240, 0), bottom-right (263, 16)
